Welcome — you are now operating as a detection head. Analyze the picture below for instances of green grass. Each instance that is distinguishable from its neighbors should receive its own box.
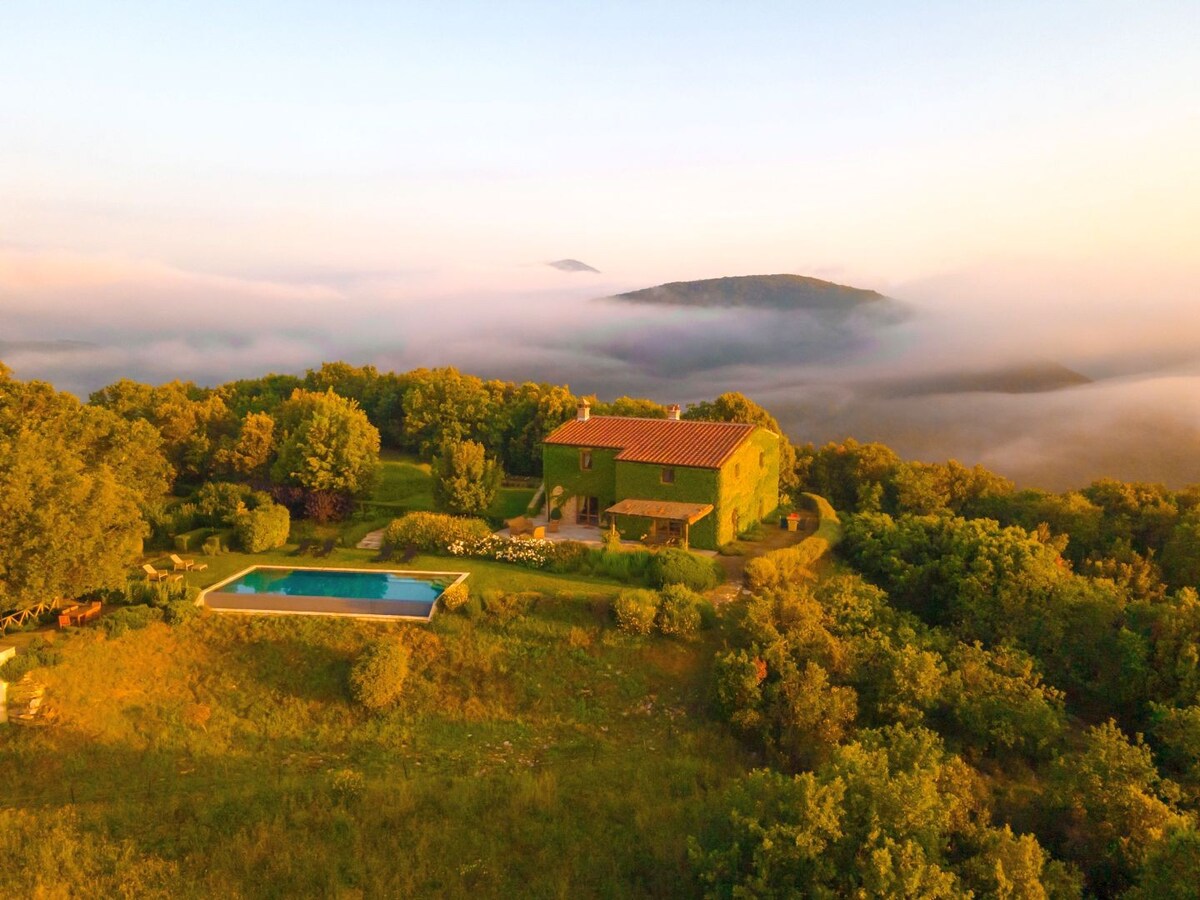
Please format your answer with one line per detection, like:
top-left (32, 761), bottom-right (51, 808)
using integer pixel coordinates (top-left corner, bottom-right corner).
top-left (488, 486), bottom-right (537, 521)
top-left (1, 563), bottom-right (750, 897)
top-left (367, 452), bottom-right (435, 512)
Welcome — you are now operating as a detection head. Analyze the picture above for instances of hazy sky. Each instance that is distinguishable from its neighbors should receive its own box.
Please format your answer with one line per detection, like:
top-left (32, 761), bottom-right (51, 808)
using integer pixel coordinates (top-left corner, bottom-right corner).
top-left (3, 1), bottom-right (1197, 289)
top-left (2, 2), bottom-right (1198, 488)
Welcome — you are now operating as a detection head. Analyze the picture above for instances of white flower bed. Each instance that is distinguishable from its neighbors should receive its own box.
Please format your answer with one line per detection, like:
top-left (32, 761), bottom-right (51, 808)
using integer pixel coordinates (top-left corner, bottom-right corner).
top-left (447, 534), bottom-right (555, 568)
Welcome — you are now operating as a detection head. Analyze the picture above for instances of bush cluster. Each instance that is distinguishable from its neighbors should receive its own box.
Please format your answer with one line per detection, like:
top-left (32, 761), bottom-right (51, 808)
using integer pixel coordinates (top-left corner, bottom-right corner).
top-left (235, 501), bottom-right (291, 552)
top-left (656, 583), bottom-right (704, 636)
top-left (349, 637), bottom-right (411, 710)
top-left (613, 589), bottom-right (660, 635)
top-left (438, 582), bottom-right (470, 612)
top-left (100, 605), bottom-right (164, 638)
top-left (448, 534), bottom-right (555, 567)
top-left (613, 584), bottom-right (711, 637)
top-left (648, 549), bottom-right (723, 591)
top-left (384, 512), bottom-right (491, 552)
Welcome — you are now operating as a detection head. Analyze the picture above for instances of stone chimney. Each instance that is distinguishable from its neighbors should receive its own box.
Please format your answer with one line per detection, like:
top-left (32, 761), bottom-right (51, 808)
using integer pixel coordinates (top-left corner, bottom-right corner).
top-left (577, 400), bottom-right (591, 422)
top-left (668, 404), bottom-right (681, 420)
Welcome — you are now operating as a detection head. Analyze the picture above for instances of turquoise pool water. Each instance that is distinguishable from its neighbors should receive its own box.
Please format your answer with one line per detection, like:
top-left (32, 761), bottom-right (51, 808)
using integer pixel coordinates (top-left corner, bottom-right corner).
top-left (204, 567), bottom-right (458, 619)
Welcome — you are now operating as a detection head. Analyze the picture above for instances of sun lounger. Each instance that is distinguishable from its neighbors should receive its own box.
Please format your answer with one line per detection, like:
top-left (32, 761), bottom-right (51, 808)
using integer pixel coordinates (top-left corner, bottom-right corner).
top-left (170, 553), bottom-right (208, 572)
top-left (400, 543), bottom-right (418, 563)
top-left (313, 538), bottom-right (336, 558)
top-left (142, 564), bottom-right (182, 583)
top-left (290, 538), bottom-right (315, 556)
top-left (373, 542), bottom-right (396, 563)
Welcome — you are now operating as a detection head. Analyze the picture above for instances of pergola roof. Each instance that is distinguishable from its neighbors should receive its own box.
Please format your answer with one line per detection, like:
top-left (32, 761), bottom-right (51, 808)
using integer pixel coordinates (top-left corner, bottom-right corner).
top-left (605, 499), bottom-right (714, 524)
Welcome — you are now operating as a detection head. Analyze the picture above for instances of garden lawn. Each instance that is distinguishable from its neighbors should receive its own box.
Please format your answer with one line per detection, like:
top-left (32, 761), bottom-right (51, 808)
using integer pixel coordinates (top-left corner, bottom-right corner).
top-left (0, 567), bottom-right (751, 898)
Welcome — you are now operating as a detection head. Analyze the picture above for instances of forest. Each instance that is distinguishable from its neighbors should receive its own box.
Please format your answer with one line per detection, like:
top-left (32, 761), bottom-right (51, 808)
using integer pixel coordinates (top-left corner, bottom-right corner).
top-left (1, 359), bottom-right (1199, 898)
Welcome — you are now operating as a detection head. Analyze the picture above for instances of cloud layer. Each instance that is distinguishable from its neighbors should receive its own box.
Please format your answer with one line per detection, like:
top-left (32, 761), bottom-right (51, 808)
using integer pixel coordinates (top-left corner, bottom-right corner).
top-left (2, 247), bottom-right (1197, 490)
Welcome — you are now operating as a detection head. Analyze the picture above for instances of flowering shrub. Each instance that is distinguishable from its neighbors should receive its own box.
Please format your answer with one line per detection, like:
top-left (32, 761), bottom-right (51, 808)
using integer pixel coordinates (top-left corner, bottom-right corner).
top-left (439, 582), bottom-right (470, 612)
top-left (656, 583), bottom-right (703, 637)
top-left (447, 534), bottom-right (556, 568)
top-left (384, 512), bottom-right (492, 552)
top-left (613, 589), bottom-right (660, 635)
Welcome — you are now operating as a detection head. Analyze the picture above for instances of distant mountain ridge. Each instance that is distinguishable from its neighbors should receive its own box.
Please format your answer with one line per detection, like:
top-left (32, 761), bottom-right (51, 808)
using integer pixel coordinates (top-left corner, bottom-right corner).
top-left (610, 273), bottom-right (887, 311)
top-left (548, 259), bottom-right (600, 273)
top-left (868, 361), bottom-right (1094, 398)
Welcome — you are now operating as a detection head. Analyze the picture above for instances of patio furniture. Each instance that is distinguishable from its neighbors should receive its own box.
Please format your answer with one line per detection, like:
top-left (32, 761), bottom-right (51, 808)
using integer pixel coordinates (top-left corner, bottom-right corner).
top-left (400, 544), bottom-right (418, 563)
top-left (313, 538), bottom-right (336, 558)
top-left (170, 553), bottom-right (208, 572)
top-left (290, 538), bottom-right (315, 556)
top-left (373, 542), bottom-right (397, 563)
top-left (142, 564), bottom-right (182, 583)
top-left (505, 516), bottom-right (535, 537)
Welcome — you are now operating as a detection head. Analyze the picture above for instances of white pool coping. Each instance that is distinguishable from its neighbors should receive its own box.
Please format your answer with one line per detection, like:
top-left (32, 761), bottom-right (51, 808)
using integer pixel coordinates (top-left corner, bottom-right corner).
top-left (198, 564), bottom-right (469, 623)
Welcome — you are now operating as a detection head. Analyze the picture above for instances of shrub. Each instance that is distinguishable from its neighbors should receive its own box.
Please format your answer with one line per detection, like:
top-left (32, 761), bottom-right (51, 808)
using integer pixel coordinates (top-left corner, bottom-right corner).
top-left (235, 501), bottom-right (291, 552)
top-left (384, 512), bottom-right (492, 553)
top-left (656, 583), bottom-right (703, 637)
top-left (588, 547), bottom-right (653, 583)
top-left (543, 540), bottom-right (591, 574)
top-left (196, 481), bottom-right (249, 525)
top-left (163, 599), bottom-right (200, 626)
top-left (304, 489), bottom-right (353, 523)
top-left (439, 582), bottom-right (470, 612)
top-left (613, 588), bottom-right (660, 635)
top-left (648, 548), bottom-right (722, 591)
top-left (0, 637), bottom-right (62, 681)
top-left (481, 590), bottom-right (538, 622)
top-left (449, 534), bottom-right (555, 568)
top-left (349, 638), bottom-right (411, 710)
top-left (100, 605), bottom-right (163, 638)
top-left (330, 768), bottom-right (365, 803)
top-left (171, 502), bottom-right (199, 535)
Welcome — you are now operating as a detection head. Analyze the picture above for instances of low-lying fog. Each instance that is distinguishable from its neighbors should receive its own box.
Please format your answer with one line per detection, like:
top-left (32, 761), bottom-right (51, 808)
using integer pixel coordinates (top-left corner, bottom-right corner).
top-left (2, 248), bottom-right (1197, 490)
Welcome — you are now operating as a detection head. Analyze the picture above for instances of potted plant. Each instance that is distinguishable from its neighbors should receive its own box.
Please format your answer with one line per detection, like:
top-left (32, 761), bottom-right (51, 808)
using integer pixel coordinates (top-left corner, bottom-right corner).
top-left (548, 506), bottom-right (563, 533)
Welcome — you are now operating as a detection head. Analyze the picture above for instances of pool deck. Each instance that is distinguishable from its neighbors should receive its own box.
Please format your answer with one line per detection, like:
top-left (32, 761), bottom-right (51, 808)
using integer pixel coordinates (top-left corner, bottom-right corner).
top-left (198, 565), bottom-right (469, 623)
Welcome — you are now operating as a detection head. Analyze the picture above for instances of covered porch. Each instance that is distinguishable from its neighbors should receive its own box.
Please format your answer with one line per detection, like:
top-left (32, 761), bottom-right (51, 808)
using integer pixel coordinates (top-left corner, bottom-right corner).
top-left (604, 499), bottom-right (714, 550)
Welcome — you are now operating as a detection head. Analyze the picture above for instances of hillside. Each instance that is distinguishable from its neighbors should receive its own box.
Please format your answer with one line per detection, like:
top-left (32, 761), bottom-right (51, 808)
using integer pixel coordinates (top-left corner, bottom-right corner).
top-left (609, 273), bottom-right (888, 312)
top-left (872, 360), bottom-right (1094, 397)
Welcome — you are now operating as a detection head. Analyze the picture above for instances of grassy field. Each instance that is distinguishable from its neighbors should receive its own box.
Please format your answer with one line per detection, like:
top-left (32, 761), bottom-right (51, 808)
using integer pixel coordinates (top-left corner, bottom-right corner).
top-left (357, 452), bottom-right (536, 529)
top-left (1, 546), bottom-right (750, 897)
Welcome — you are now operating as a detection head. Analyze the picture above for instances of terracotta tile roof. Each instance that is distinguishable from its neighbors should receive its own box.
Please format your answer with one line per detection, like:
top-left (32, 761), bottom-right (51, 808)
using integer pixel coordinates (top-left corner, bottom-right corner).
top-left (542, 416), bottom-right (757, 469)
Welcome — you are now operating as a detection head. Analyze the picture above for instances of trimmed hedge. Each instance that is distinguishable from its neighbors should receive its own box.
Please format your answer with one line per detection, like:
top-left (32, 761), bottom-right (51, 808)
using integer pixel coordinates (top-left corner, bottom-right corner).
top-left (384, 512), bottom-right (492, 553)
top-left (744, 492), bottom-right (842, 593)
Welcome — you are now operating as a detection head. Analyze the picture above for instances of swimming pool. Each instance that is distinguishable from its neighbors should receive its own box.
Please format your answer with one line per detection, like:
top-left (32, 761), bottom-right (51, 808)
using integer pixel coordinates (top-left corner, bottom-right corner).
top-left (199, 566), bottom-right (468, 621)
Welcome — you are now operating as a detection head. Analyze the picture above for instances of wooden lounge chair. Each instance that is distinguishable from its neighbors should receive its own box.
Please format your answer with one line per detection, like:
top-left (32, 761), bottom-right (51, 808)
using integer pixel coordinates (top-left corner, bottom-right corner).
top-left (373, 542), bottom-right (397, 563)
top-left (170, 553), bottom-right (208, 572)
top-left (142, 564), bottom-right (182, 583)
top-left (313, 538), bottom-right (336, 558)
top-left (290, 538), bottom-right (315, 556)
top-left (400, 543), bottom-right (418, 563)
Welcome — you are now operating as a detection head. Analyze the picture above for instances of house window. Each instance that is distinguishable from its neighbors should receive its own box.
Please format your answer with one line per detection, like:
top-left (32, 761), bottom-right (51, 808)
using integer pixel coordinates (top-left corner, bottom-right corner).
top-left (759, 451), bottom-right (765, 468)
top-left (580, 450), bottom-right (592, 471)
top-left (661, 467), bottom-right (675, 484)
top-left (734, 463), bottom-right (741, 478)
